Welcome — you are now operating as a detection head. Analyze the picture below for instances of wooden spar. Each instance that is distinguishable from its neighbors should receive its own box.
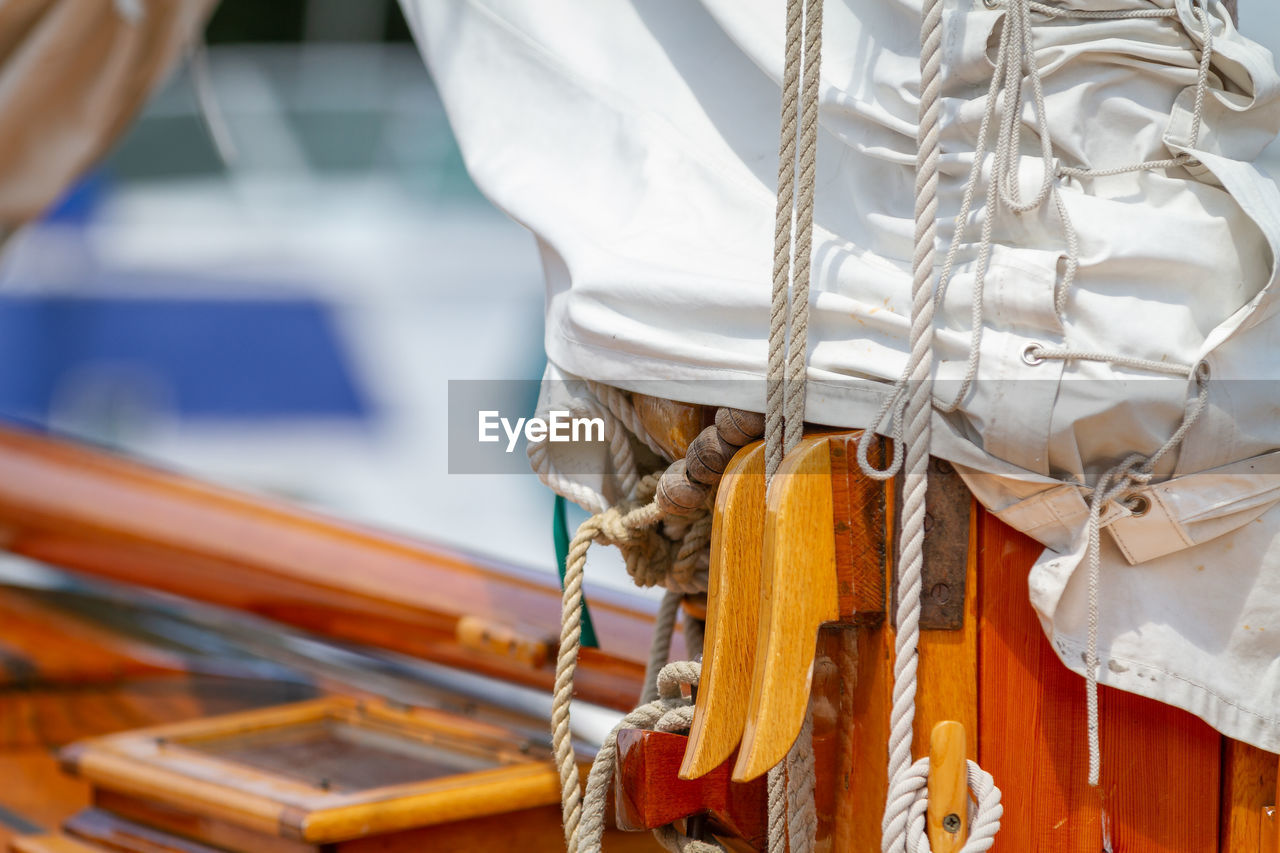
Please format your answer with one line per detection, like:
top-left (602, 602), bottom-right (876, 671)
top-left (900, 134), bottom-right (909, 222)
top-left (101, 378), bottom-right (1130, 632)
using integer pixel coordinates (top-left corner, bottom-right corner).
top-left (0, 423), bottom-right (657, 711)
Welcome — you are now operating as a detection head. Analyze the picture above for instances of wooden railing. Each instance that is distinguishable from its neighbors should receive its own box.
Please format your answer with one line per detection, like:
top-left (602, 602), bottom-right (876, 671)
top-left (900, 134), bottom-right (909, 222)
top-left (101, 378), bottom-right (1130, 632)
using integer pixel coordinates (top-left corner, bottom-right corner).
top-left (0, 423), bottom-right (658, 710)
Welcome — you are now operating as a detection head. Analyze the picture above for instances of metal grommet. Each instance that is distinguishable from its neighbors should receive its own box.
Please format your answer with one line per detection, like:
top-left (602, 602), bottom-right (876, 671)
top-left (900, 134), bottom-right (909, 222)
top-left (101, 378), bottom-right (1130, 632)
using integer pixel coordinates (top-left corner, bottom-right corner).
top-left (982, 0), bottom-right (1000, 7)
top-left (1021, 343), bottom-right (1044, 366)
top-left (1123, 493), bottom-right (1150, 518)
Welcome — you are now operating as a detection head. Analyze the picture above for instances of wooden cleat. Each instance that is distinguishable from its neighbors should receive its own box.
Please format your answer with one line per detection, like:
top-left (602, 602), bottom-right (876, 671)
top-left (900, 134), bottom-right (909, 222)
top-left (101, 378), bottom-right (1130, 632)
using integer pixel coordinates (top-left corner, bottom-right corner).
top-left (734, 432), bottom-right (889, 782)
top-left (733, 435), bottom-right (840, 781)
top-left (926, 721), bottom-right (969, 853)
top-left (680, 441), bottom-right (766, 780)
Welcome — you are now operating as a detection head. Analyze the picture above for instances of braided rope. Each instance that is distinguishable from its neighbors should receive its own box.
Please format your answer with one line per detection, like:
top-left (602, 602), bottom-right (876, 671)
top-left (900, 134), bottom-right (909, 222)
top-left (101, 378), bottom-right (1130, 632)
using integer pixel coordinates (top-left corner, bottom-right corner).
top-left (879, 0), bottom-right (1006, 849)
top-left (552, 468), bottom-right (714, 851)
top-left (763, 0), bottom-right (824, 849)
top-left (577, 662), bottom-right (723, 853)
top-left (765, 0), bottom-right (805, 482)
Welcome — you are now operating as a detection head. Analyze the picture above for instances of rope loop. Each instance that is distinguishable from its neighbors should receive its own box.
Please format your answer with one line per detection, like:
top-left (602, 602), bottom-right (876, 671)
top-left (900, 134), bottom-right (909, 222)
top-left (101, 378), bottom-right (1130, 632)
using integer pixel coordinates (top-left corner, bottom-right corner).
top-left (884, 758), bottom-right (1003, 853)
top-left (575, 661), bottom-right (719, 853)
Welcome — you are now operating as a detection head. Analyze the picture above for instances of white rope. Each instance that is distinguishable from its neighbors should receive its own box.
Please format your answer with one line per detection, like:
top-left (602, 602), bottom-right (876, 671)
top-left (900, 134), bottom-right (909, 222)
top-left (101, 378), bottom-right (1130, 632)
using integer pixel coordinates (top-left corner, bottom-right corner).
top-left (1081, 362), bottom-right (1210, 785)
top-left (865, 1), bottom-right (1218, 839)
top-left (584, 380), bottom-right (673, 461)
top-left (529, 383), bottom-right (654, 514)
top-left (577, 662), bottom-right (723, 853)
top-left (877, 0), bottom-right (959, 845)
top-left (892, 759), bottom-right (1003, 853)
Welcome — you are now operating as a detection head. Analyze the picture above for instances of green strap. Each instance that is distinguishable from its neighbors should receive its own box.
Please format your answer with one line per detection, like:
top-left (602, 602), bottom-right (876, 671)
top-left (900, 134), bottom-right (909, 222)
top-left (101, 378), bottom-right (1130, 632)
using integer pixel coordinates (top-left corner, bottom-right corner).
top-left (554, 495), bottom-right (598, 649)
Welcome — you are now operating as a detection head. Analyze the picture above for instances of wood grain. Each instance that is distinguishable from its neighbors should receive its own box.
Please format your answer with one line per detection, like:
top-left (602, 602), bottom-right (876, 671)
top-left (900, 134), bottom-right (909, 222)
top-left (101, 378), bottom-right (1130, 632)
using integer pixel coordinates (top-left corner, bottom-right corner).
top-left (630, 395), bottom-right (708, 461)
top-left (828, 435), bottom-right (887, 620)
top-left (60, 697), bottom-right (564, 844)
top-left (9, 836), bottom-right (104, 853)
top-left (615, 729), bottom-right (764, 848)
top-left (1221, 740), bottom-right (1278, 852)
top-left (926, 722), bottom-right (968, 852)
top-left (733, 436), bottom-right (840, 782)
top-left (977, 510), bottom-right (1221, 852)
top-left (681, 442), bottom-right (765, 780)
top-left (65, 808), bottom-right (227, 852)
top-left (0, 423), bottom-right (656, 710)
top-left (912, 499), bottom-right (979, 762)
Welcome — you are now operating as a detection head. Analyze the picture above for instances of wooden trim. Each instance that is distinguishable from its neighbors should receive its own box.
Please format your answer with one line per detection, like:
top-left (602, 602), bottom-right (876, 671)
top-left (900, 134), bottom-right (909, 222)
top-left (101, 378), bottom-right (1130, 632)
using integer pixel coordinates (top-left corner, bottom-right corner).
top-left (1220, 740), bottom-right (1278, 853)
top-left (0, 424), bottom-right (656, 709)
top-left (60, 697), bottom-right (564, 844)
top-left (977, 511), bottom-right (1221, 851)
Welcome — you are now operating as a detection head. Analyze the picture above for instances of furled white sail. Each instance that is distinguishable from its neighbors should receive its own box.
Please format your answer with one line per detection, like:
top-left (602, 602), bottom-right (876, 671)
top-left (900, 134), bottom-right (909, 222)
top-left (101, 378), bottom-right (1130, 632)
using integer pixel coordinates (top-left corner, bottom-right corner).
top-left (405, 0), bottom-right (1280, 754)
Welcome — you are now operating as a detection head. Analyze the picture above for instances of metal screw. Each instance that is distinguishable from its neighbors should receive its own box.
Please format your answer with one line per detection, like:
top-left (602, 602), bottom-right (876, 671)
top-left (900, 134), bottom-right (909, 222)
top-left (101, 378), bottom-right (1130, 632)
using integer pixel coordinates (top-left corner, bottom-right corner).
top-left (930, 582), bottom-right (951, 605)
top-left (943, 813), bottom-right (962, 833)
top-left (318, 778), bottom-right (332, 791)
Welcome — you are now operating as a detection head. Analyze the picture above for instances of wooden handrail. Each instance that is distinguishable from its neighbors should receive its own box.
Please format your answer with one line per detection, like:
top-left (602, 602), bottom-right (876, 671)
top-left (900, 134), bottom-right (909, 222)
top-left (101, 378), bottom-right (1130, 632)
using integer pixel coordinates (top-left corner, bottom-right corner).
top-left (0, 423), bottom-right (658, 710)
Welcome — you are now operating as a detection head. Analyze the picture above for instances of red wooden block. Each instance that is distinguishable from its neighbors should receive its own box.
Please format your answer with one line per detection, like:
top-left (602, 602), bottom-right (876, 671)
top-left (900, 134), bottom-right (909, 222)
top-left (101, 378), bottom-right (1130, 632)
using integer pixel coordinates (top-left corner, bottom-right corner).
top-left (614, 729), bottom-right (765, 848)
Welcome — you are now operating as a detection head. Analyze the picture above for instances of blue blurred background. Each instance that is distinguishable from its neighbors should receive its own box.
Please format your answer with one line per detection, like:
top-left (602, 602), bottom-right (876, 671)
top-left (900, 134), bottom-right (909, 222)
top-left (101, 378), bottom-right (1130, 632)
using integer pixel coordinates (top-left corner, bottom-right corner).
top-left (0, 0), bottom-right (573, 580)
top-left (0, 0), bottom-right (1275, 589)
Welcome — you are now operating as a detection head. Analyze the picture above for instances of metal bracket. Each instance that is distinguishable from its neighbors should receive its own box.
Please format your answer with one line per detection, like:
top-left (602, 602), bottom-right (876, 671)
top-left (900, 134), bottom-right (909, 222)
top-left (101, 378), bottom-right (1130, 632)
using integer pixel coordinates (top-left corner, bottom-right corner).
top-left (893, 457), bottom-right (972, 630)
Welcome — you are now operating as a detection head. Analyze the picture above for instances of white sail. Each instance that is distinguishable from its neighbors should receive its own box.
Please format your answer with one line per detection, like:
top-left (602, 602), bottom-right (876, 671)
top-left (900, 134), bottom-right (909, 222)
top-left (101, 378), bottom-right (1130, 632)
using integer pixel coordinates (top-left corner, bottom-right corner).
top-left (405, 0), bottom-right (1280, 754)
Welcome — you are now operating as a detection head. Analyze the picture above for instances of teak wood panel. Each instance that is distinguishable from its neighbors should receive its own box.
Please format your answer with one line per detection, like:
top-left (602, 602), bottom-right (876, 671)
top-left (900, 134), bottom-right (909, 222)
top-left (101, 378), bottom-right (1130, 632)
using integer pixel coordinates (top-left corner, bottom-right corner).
top-left (60, 698), bottom-right (562, 844)
top-left (977, 512), bottom-right (1221, 852)
top-left (1221, 741), bottom-right (1278, 853)
top-left (0, 424), bottom-right (657, 710)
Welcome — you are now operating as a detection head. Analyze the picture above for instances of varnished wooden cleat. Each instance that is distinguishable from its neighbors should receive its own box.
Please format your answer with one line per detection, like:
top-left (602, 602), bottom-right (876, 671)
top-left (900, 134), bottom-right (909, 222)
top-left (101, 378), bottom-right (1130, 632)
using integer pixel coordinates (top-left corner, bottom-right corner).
top-left (733, 432), bottom-right (889, 782)
top-left (926, 721), bottom-right (969, 853)
top-left (680, 441), bottom-right (766, 780)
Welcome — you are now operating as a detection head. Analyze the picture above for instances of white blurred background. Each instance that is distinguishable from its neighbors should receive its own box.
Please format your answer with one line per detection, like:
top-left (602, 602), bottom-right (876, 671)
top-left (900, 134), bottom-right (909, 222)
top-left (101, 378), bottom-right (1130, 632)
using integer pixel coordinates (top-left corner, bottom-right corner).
top-left (0, 0), bottom-right (1274, 593)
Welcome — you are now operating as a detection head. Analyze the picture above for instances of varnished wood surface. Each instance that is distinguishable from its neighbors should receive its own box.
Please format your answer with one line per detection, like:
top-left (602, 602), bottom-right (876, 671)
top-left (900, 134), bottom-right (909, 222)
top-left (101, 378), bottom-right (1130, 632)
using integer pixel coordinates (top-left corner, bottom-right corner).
top-left (15, 804), bottom-right (666, 853)
top-left (0, 590), bottom-right (186, 688)
top-left (0, 752), bottom-right (92, 850)
top-left (734, 435), bottom-right (840, 782)
top-left (977, 511), bottom-right (1222, 852)
top-left (90, 793), bottom-right (313, 853)
top-left (9, 836), bottom-right (103, 853)
top-left (66, 809), bottom-right (227, 853)
top-left (0, 424), bottom-right (657, 710)
top-left (616, 729), bottom-right (764, 848)
top-left (61, 697), bottom-right (563, 844)
top-left (338, 802), bottom-right (664, 852)
top-left (682, 442), bottom-right (765, 781)
top-left (0, 677), bottom-right (316, 851)
top-left (1221, 740), bottom-right (1278, 852)
top-left (911, 500), bottom-right (979, 762)
top-left (630, 395), bottom-right (708, 462)
top-left (926, 722), bottom-right (967, 852)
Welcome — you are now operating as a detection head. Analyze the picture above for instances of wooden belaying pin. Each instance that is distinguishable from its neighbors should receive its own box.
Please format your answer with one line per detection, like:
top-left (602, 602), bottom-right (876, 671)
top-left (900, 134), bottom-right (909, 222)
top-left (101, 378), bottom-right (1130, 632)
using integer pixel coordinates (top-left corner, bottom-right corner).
top-left (927, 721), bottom-right (969, 853)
